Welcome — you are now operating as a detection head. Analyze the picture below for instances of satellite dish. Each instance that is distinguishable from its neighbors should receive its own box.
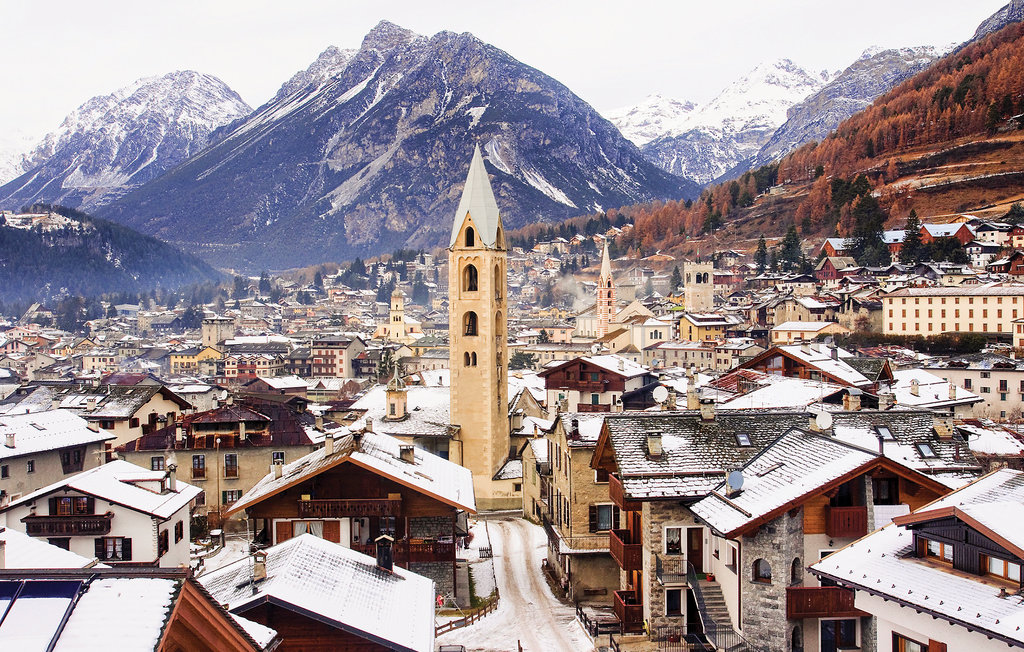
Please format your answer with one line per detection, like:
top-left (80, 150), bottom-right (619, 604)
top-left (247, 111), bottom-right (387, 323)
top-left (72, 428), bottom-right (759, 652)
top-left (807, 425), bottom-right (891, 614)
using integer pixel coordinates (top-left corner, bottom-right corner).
top-left (815, 411), bottom-right (833, 430)
top-left (652, 385), bottom-right (669, 403)
top-left (727, 470), bottom-right (745, 492)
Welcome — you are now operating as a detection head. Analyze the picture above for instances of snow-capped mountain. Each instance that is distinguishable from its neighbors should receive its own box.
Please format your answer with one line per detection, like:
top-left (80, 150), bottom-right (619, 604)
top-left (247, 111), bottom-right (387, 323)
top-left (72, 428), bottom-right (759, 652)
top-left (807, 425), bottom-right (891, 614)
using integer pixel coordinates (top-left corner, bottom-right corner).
top-left (616, 59), bottom-right (829, 185)
top-left (0, 71), bottom-right (252, 210)
top-left (972, 0), bottom-right (1024, 42)
top-left (604, 95), bottom-right (697, 147)
top-left (97, 21), bottom-right (695, 270)
top-left (747, 46), bottom-right (942, 171)
top-left (0, 129), bottom-right (37, 186)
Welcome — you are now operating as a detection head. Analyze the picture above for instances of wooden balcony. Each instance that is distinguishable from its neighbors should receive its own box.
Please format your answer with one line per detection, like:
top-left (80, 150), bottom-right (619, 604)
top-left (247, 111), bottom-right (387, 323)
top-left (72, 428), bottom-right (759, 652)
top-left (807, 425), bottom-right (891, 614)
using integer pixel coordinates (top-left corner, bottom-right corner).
top-left (610, 529), bottom-right (642, 571)
top-left (577, 403), bottom-right (611, 413)
top-left (613, 589), bottom-right (644, 633)
top-left (350, 539), bottom-right (454, 563)
top-left (22, 512), bottom-right (113, 537)
top-left (825, 505), bottom-right (868, 539)
top-left (298, 498), bottom-right (402, 519)
top-left (610, 473), bottom-right (641, 512)
top-left (567, 381), bottom-right (606, 393)
top-left (786, 586), bottom-right (868, 619)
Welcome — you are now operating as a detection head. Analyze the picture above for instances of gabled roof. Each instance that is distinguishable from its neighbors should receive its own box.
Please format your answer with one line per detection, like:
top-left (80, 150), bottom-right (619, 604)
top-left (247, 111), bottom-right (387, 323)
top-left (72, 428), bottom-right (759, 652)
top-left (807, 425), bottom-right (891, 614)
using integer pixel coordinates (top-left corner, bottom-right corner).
top-left (200, 534), bottom-right (434, 652)
top-left (226, 430), bottom-right (476, 516)
top-left (449, 145), bottom-right (503, 249)
top-left (0, 409), bottom-right (113, 461)
top-left (0, 526), bottom-right (101, 568)
top-left (2, 460), bottom-right (201, 520)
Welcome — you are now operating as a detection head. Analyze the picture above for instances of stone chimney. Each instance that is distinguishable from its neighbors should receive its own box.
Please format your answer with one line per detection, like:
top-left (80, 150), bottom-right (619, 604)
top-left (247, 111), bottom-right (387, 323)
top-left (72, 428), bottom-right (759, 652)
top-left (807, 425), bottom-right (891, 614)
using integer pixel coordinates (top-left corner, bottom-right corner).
top-left (686, 385), bottom-right (700, 410)
top-left (666, 390), bottom-right (677, 411)
top-left (272, 461), bottom-right (283, 479)
top-left (324, 433), bottom-right (334, 456)
top-left (86, 396), bottom-right (96, 411)
top-left (699, 398), bottom-right (716, 421)
top-left (830, 346), bottom-right (839, 361)
top-left (365, 418), bottom-right (373, 433)
top-left (239, 420), bottom-right (247, 441)
top-left (315, 414), bottom-right (324, 431)
top-left (175, 424), bottom-right (184, 443)
top-left (910, 379), bottom-right (920, 397)
top-left (51, 397), bottom-right (61, 411)
top-left (647, 433), bottom-right (663, 459)
top-left (878, 392), bottom-right (895, 410)
top-left (4, 433), bottom-right (13, 448)
top-left (400, 445), bottom-right (415, 463)
top-left (226, 395), bottom-right (234, 406)
top-left (252, 550), bottom-right (268, 583)
top-left (949, 383), bottom-right (957, 401)
top-left (375, 534), bottom-right (395, 572)
top-left (843, 389), bottom-right (861, 412)
top-left (166, 463), bottom-right (177, 493)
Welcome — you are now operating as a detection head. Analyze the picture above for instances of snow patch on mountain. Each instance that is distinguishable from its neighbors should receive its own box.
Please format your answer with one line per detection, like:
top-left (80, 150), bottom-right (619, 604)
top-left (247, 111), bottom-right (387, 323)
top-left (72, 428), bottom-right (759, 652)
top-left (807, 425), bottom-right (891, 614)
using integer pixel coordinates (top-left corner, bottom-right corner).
top-left (604, 95), bottom-right (697, 147)
top-left (274, 46), bottom-right (358, 101)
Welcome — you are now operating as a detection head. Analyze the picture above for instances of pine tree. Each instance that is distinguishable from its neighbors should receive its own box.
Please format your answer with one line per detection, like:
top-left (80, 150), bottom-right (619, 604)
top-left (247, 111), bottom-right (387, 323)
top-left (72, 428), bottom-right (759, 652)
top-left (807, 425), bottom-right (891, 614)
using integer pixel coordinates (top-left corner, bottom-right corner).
top-left (670, 265), bottom-right (682, 293)
top-left (780, 225), bottom-right (802, 271)
top-left (900, 210), bottom-right (924, 264)
top-left (754, 236), bottom-right (768, 273)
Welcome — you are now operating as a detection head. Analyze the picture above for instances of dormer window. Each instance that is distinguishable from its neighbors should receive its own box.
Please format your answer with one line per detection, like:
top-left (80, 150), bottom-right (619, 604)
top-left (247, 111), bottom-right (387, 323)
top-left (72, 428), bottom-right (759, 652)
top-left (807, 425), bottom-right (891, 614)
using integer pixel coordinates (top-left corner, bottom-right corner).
top-left (921, 537), bottom-right (953, 563)
top-left (986, 556), bottom-right (1022, 582)
top-left (915, 443), bottom-right (937, 458)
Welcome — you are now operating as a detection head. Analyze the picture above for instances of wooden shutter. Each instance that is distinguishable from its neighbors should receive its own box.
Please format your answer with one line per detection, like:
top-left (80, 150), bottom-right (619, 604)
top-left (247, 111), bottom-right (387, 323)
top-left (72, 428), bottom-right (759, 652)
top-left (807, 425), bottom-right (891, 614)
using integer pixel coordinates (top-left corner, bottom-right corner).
top-left (95, 538), bottom-right (105, 559)
top-left (49, 497), bottom-right (58, 515)
top-left (323, 520), bottom-right (341, 543)
top-left (613, 506), bottom-right (621, 530)
top-left (928, 641), bottom-right (947, 652)
top-left (85, 497), bottom-right (95, 514)
top-left (275, 520), bottom-right (292, 545)
top-left (589, 505), bottom-right (598, 533)
top-left (122, 538), bottom-right (132, 561)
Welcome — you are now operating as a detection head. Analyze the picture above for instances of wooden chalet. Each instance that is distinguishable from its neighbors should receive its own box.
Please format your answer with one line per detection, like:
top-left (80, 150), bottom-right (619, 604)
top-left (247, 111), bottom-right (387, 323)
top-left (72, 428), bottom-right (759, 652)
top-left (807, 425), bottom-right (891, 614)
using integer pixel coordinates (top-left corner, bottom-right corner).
top-left (225, 427), bottom-right (475, 600)
top-left (736, 343), bottom-right (894, 392)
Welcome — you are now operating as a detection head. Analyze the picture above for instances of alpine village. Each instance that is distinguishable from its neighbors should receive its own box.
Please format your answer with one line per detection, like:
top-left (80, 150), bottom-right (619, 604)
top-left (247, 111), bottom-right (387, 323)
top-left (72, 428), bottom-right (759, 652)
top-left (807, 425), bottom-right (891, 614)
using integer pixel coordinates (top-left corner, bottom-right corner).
top-left (7, 3), bottom-right (1024, 652)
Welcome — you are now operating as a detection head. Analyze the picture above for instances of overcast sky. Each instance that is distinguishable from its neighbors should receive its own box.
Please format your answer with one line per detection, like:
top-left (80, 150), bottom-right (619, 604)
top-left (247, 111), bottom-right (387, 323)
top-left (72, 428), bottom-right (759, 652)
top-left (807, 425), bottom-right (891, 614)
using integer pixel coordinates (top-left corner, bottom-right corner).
top-left (0, 0), bottom-right (1008, 140)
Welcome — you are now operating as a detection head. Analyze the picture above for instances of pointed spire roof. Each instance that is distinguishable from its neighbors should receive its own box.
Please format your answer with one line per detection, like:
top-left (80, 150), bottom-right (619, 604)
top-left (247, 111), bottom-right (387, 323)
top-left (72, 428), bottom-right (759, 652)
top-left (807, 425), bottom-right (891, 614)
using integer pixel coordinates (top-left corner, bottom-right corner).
top-left (600, 240), bottom-right (613, 283)
top-left (449, 144), bottom-right (502, 248)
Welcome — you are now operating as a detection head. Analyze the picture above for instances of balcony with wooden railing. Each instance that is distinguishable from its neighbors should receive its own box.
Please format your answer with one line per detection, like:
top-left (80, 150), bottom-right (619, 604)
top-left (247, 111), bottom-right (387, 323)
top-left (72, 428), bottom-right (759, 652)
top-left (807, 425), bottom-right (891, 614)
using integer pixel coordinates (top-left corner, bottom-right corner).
top-left (825, 505), bottom-right (867, 539)
top-left (613, 589), bottom-right (644, 633)
top-left (609, 474), bottom-right (641, 512)
top-left (22, 512), bottom-right (113, 537)
top-left (610, 529), bottom-right (642, 571)
top-left (298, 498), bottom-right (402, 519)
top-left (350, 538), bottom-right (454, 564)
top-left (568, 381), bottom-right (606, 393)
top-left (786, 586), bottom-right (867, 619)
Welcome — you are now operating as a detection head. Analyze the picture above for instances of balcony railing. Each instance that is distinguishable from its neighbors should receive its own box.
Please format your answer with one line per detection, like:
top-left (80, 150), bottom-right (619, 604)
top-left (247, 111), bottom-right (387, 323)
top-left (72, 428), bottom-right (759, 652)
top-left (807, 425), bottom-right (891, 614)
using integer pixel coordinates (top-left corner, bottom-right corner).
top-left (22, 512), bottom-right (113, 537)
top-left (610, 529), bottom-right (642, 571)
top-left (825, 505), bottom-right (868, 539)
top-left (191, 468), bottom-right (206, 479)
top-left (655, 553), bottom-right (687, 585)
top-left (613, 589), bottom-right (644, 633)
top-left (567, 381), bottom-right (606, 393)
top-left (609, 474), bottom-right (641, 512)
top-left (577, 403), bottom-right (611, 413)
top-left (350, 538), bottom-right (454, 563)
top-left (786, 586), bottom-right (867, 619)
top-left (298, 498), bottom-right (402, 519)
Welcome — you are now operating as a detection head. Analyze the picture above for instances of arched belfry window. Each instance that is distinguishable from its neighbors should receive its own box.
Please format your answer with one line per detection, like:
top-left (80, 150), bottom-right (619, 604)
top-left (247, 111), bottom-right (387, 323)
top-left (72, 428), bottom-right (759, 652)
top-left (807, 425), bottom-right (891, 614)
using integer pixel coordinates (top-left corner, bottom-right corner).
top-left (464, 311), bottom-right (478, 336)
top-left (465, 226), bottom-right (475, 247)
top-left (463, 264), bottom-right (479, 292)
top-left (471, 352), bottom-right (478, 366)
top-left (464, 352), bottom-right (471, 366)
top-left (494, 264), bottom-right (502, 300)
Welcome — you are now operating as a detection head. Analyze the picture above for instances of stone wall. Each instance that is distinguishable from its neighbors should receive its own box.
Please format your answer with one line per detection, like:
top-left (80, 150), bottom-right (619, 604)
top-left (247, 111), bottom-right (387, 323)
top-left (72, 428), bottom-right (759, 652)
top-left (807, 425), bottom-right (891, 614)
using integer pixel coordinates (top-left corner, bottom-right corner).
top-left (740, 507), bottom-right (804, 651)
top-left (408, 515), bottom-right (452, 538)
top-left (410, 561), bottom-right (454, 598)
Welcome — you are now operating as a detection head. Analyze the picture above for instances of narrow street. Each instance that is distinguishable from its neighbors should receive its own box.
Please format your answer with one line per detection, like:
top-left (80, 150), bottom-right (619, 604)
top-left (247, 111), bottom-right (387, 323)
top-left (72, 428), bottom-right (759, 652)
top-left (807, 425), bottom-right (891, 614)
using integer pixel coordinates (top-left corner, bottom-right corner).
top-left (436, 517), bottom-right (594, 652)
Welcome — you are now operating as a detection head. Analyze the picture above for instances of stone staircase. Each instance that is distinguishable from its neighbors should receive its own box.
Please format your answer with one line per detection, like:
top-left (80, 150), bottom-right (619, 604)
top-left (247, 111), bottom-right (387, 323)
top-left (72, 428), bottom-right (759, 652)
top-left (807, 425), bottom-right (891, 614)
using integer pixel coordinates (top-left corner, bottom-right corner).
top-left (697, 580), bottom-right (745, 651)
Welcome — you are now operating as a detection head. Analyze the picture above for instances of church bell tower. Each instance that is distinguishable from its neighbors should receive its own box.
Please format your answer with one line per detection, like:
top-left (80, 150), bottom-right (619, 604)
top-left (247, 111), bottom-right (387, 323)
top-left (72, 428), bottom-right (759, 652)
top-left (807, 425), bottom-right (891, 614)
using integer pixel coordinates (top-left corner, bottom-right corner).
top-left (448, 145), bottom-right (511, 509)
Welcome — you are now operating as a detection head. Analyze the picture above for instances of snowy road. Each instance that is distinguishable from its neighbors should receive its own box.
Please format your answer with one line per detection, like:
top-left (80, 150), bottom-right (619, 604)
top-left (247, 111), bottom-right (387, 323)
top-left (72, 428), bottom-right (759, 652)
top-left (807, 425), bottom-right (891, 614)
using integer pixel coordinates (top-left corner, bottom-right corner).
top-left (436, 517), bottom-right (594, 651)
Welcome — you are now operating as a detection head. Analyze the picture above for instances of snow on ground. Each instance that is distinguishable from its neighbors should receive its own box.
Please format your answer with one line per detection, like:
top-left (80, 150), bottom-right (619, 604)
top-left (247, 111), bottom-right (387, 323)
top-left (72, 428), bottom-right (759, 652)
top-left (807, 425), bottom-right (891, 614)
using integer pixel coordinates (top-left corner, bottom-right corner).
top-left (437, 517), bottom-right (594, 652)
top-left (465, 519), bottom-right (496, 599)
top-left (195, 534), bottom-right (250, 576)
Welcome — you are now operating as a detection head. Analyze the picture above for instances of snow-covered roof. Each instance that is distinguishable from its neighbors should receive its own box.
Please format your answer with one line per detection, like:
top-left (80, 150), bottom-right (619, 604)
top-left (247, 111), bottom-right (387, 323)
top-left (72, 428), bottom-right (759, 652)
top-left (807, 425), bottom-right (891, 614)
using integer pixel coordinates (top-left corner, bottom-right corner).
top-left (494, 458), bottom-right (523, 480)
top-left (201, 534), bottom-right (435, 652)
top-left (253, 375), bottom-right (308, 390)
top-left (772, 320), bottom-right (842, 332)
top-left (54, 577), bottom-right (178, 649)
top-left (717, 376), bottom-right (844, 410)
top-left (229, 613), bottom-right (277, 650)
top-left (811, 469), bottom-right (1024, 647)
top-left (2, 460), bottom-right (202, 520)
top-left (890, 368), bottom-right (982, 409)
top-left (772, 343), bottom-right (876, 387)
top-left (227, 430), bottom-right (475, 515)
top-left (0, 527), bottom-right (101, 569)
top-left (351, 385), bottom-right (451, 438)
top-left (957, 421), bottom-right (1024, 456)
top-left (0, 409), bottom-right (113, 461)
top-left (691, 429), bottom-right (879, 536)
top-left (527, 438), bottom-right (549, 463)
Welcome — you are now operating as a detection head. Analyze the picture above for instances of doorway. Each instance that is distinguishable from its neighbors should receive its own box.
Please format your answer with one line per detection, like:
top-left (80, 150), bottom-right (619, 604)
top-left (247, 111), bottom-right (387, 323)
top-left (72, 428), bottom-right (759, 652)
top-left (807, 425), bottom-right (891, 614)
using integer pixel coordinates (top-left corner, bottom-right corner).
top-left (687, 528), bottom-right (704, 574)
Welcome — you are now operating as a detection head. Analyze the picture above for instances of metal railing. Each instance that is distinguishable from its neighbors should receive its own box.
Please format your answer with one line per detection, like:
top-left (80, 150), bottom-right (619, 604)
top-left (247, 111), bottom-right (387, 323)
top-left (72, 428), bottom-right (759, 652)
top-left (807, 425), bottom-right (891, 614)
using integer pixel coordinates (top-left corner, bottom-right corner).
top-left (685, 561), bottom-right (759, 652)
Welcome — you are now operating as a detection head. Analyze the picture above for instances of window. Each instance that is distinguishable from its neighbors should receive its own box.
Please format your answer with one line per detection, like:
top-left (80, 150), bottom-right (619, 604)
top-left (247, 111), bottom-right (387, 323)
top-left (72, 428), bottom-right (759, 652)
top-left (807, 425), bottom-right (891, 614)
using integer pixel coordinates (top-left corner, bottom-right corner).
top-left (272, 451), bottom-right (285, 464)
top-left (589, 504), bottom-right (618, 532)
top-left (821, 619), bottom-right (856, 652)
top-left (222, 490), bottom-right (243, 504)
top-left (1000, 379), bottom-right (1009, 392)
top-left (735, 433), bottom-right (752, 446)
top-left (25, 459), bottom-right (34, 473)
top-left (981, 386), bottom-right (991, 394)
top-left (224, 454), bottom-right (238, 478)
top-left (922, 538), bottom-right (953, 563)
top-left (591, 393), bottom-right (600, 405)
top-left (194, 491), bottom-right (206, 506)
top-left (665, 588), bottom-right (682, 617)
top-left (982, 371), bottom-right (991, 378)
top-left (47, 538), bottom-right (70, 550)
top-left (151, 456), bottom-right (165, 471)
top-left (893, 633), bottom-right (928, 652)
top-left (50, 496), bottom-right (93, 515)
top-left (753, 558), bottom-right (772, 583)
top-left (158, 530), bottom-right (169, 556)
top-left (174, 520), bottom-right (184, 543)
top-left (463, 311), bottom-right (478, 336)
top-left (465, 226), bottom-right (475, 247)
top-left (873, 477), bottom-right (899, 505)
top-left (916, 443), bottom-right (937, 458)
top-left (0, 464), bottom-right (7, 479)
top-left (595, 468), bottom-right (609, 483)
top-left (192, 455), bottom-right (206, 479)
top-left (964, 378), bottom-right (972, 390)
top-left (129, 417), bottom-right (140, 428)
top-left (95, 537), bottom-right (132, 561)
top-left (726, 544), bottom-right (738, 571)
top-left (513, 483), bottom-right (522, 492)
top-left (462, 264), bottom-right (479, 292)
top-left (875, 425), bottom-right (894, 441)
top-left (665, 527), bottom-right (682, 555)
top-left (985, 555), bottom-right (1022, 582)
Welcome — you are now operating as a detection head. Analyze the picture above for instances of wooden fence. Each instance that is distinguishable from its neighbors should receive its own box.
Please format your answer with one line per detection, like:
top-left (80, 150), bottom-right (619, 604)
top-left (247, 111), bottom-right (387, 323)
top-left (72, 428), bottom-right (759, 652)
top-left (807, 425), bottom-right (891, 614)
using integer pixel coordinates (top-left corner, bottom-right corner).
top-left (434, 589), bottom-right (500, 636)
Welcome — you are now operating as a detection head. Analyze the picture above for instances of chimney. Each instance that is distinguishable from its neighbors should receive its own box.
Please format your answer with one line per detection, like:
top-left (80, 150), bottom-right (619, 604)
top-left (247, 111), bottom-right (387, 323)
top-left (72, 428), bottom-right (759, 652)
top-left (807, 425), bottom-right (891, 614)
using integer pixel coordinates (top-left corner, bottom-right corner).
top-left (226, 395), bottom-right (234, 406)
top-left (4, 433), bottom-right (13, 448)
top-left (51, 397), bottom-right (60, 411)
top-left (239, 420), bottom-right (247, 441)
top-left (365, 418), bottom-right (373, 433)
top-left (666, 390), bottom-right (677, 411)
top-left (400, 445), bottom-right (415, 463)
top-left (646, 433), bottom-right (663, 459)
top-left (910, 379), bottom-right (920, 397)
top-left (618, 359), bottom-right (625, 372)
top-left (699, 398), bottom-right (716, 421)
top-left (949, 382), bottom-right (957, 401)
top-left (324, 433), bottom-right (334, 456)
top-left (878, 392), bottom-right (895, 410)
top-left (830, 346), bottom-right (839, 361)
top-left (166, 463), bottom-right (177, 492)
top-left (175, 424), bottom-right (184, 443)
top-left (0, 539), bottom-right (5, 570)
top-left (843, 389), bottom-right (861, 412)
top-left (801, 342), bottom-right (812, 355)
top-left (877, 433), bottom-right (886, 454)
top-left (375, 534), bottom-right (395, 572)
top-left (315, 414), bottom-right (324, 431)
top-left (934, 414), bottom-right (954, 440)
top-left (86, 396), bottom-right (96, 411)
top-left (687, 385), bottom-right (700, 410)
top-left (252, 550), bottom-right (268, 582)
top-left (272, 461), bottom-right (283, 479)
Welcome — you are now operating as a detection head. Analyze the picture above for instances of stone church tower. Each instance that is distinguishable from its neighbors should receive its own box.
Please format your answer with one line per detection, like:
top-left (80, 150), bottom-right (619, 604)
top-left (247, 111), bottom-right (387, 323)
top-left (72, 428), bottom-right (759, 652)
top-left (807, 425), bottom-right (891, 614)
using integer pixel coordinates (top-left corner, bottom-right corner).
top-left (448, 145), bottom-right (513, 510)
top-left (389, 288), bottom-right (407, 342)
top-left (596, 240), bottom-right (616, 338)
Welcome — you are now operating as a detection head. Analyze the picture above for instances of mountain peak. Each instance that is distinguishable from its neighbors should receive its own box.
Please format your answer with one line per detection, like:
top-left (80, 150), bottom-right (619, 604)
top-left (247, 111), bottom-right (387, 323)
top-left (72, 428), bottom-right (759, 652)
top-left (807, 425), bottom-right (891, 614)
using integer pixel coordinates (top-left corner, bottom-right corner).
top-left (361, 20), bottom-right (420, 51)
top-left (274, 45), bottom-right (357, 100)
